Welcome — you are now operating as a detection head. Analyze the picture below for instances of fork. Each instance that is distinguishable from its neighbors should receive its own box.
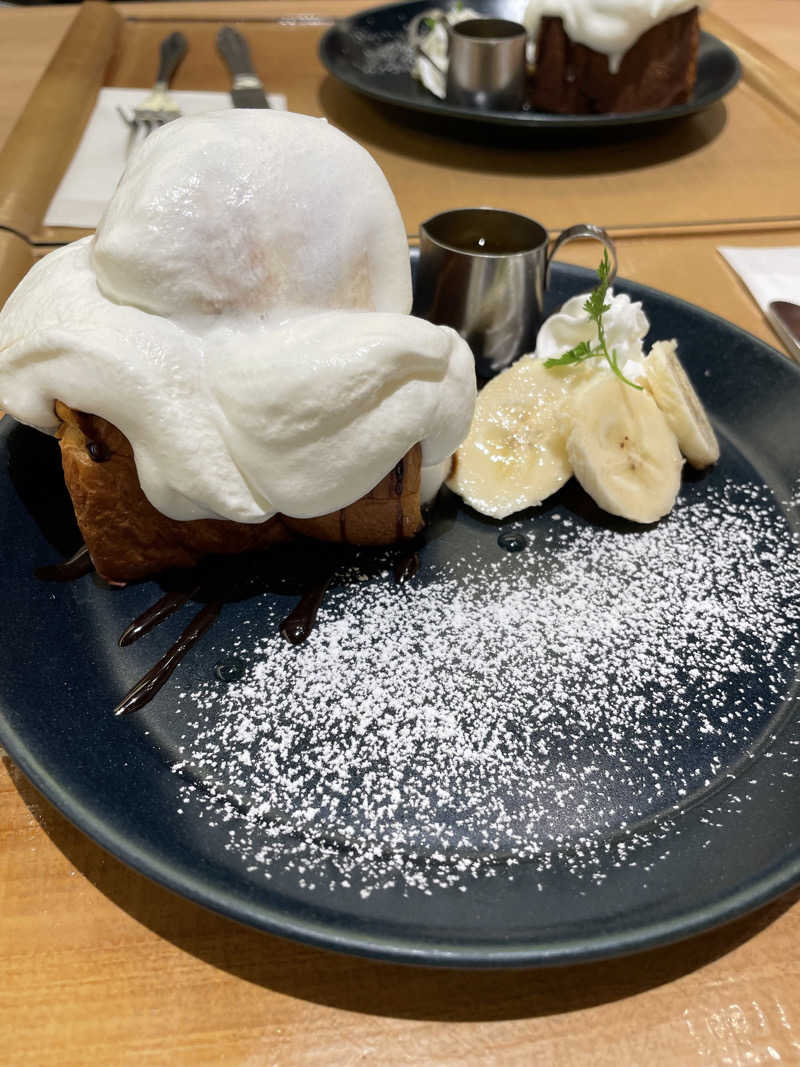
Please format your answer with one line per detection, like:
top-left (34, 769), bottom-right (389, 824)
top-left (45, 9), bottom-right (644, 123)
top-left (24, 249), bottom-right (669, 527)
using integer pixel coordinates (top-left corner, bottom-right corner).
top-left (117, 31), bottom-right (189, 140)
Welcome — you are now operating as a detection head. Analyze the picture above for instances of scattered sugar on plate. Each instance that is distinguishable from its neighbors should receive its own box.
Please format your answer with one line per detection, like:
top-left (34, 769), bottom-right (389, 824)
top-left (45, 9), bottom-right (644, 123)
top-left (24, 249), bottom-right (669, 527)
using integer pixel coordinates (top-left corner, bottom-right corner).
top-left (170, 478), bottom-right (800, 898)
top-left (348, 31), bottom-right (416, 76)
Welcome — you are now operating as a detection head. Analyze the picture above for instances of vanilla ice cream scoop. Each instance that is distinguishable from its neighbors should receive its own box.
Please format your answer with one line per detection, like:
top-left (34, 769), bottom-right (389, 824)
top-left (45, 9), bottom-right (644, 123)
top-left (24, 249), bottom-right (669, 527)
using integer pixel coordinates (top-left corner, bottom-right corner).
top-left (93, 110), bottom-right (414, 320)
top-left (0, 111), bottom-right (476, 523)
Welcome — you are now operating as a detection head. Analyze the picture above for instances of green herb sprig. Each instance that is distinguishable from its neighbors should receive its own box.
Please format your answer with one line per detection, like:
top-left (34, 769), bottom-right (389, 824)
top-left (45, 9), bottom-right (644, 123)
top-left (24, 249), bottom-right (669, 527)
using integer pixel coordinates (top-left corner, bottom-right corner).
top-left (544, 251), bottom-right (642, 390)
top-left (424, 2), bottom-right (463, 29)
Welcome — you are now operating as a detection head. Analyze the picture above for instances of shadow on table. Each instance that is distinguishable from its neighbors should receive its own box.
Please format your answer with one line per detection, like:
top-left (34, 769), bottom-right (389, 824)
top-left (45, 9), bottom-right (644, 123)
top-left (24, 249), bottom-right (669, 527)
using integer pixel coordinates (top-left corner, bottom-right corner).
top-left (8, 754), bottom-right (796, 1023)
top-left (317, 77), bottom-right (729, 177)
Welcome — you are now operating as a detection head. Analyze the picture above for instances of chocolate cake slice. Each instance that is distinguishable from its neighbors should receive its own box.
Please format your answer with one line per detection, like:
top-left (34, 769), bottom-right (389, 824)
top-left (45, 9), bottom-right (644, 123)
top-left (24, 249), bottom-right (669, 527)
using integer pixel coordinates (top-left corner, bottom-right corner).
top-left (531, 8), bottom-right (700, 114)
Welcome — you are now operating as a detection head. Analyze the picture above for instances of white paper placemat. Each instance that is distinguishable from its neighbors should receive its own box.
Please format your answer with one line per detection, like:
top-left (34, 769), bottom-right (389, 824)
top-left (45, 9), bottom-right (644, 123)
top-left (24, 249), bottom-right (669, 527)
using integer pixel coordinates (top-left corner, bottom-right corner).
top-left (44, 87), bottom-right (287, 229)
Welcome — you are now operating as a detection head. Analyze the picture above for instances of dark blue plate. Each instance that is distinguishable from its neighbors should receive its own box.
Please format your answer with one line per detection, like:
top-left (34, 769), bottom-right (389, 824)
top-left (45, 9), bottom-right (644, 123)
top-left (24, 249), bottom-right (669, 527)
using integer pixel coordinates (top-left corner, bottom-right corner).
top-left (319, 0), bottom-right (741, 129)
top-left (1, 259), bottom-right (799, 968)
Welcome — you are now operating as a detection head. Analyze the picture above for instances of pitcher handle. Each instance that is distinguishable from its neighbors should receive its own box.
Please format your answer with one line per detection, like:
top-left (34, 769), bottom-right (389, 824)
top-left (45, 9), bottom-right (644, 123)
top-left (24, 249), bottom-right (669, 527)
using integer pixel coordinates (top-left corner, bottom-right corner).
top-left (545, 224), bottom-right (617, 289)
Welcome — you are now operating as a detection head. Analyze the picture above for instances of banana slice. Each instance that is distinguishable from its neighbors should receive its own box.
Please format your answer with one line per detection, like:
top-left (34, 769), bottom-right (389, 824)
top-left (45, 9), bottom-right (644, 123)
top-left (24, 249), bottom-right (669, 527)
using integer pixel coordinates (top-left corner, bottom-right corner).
top-left (567, 372), bottom-right (683, 524)
top-left (448, 357), bottom-right (579, 519)
top-left (644, 340), bottom-right (720, 469)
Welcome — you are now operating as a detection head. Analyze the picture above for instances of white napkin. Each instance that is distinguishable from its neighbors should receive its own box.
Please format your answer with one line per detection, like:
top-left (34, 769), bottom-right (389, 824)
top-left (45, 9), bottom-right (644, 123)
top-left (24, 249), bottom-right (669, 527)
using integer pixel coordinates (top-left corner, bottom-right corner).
top-left (44, 87), bottom-right (287, 230)
top-left (717, 245), bottom-right (800, 313)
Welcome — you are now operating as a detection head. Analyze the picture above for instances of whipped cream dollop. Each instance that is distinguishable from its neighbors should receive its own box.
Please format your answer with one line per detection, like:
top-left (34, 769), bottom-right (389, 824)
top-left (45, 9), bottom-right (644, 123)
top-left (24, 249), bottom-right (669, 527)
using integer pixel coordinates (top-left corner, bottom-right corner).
top-left (524, 0), bottom-right (704, 73)
top-left (534, 288), bottom-right (649, 379)
top-left (409, 6), bottom-right (481, 99)
top-left (0, 111), bottom-right (476, 523)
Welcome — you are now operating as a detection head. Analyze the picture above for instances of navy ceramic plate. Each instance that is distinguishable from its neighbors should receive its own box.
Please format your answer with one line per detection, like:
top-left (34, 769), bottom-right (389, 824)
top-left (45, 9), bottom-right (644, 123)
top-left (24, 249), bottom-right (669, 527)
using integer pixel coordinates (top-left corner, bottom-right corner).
top-left (319, 0), bottom-right (741, 129)
top-left (1, 260), bottom-right (799, 968)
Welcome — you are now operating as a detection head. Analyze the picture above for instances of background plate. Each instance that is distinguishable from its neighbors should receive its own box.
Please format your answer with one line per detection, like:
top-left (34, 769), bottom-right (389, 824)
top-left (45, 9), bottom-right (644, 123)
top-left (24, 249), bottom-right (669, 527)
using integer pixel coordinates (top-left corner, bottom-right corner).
top-left (1, 259), bottom-right (799, 968)
top-left (319, 0), bottom-right (742, 129)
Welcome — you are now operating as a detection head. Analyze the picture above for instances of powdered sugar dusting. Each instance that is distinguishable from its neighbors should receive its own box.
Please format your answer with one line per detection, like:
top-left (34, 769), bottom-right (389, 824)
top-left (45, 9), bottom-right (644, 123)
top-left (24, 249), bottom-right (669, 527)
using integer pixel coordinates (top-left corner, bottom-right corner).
top-left (170, 477), bottom-right (800, 898)
top-left (348, 31), bottom-right (417, 76)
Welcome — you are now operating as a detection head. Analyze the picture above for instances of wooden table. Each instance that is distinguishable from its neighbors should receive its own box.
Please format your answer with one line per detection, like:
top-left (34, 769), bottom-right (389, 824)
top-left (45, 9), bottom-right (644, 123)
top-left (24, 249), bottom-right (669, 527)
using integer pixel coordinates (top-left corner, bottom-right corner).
top-left (1, 3), bottom-right (800, 1064)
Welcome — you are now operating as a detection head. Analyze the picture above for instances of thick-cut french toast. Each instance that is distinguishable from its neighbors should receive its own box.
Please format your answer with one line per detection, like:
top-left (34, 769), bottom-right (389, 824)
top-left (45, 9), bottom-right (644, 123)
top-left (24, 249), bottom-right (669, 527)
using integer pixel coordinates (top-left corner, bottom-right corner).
top-left (56, 402), bottom-right (423, 583)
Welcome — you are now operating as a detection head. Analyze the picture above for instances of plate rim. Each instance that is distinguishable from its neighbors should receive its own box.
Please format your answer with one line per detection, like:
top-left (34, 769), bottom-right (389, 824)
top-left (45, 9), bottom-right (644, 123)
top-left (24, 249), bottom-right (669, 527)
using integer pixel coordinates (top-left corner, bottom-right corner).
top-left (318, 1), bottom-right (743, 130)
top-left (2, 263), bottom-right (799, 969)
top-left (5, 709), bottom-right (800, 969)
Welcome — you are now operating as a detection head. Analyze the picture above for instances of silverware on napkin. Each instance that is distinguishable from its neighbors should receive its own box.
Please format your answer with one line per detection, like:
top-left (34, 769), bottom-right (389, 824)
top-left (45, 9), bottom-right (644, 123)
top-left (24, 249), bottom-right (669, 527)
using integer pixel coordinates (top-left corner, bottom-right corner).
top-left (117, 31), bottom-right (189, 138)
top-left (766, 300), bottom-right (800, 364)
top-left (217, 27), bottom-right (271, 108)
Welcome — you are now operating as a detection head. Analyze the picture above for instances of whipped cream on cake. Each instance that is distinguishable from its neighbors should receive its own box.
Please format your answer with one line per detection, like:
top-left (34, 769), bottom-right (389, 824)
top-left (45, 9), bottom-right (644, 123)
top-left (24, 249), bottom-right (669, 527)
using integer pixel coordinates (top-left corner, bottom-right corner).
top-left (0, 110), bottom-right (476, 524)
top-left (524, 0), bottom-right (705, 72)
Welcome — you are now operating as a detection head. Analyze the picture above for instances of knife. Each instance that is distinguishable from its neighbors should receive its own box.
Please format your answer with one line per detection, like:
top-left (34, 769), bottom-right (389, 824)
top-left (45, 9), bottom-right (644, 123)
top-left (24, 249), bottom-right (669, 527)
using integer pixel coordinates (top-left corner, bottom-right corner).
top-left (766, 300), bottom-right (800, 364)
top-left (217, 26), bottom-right (271, 108)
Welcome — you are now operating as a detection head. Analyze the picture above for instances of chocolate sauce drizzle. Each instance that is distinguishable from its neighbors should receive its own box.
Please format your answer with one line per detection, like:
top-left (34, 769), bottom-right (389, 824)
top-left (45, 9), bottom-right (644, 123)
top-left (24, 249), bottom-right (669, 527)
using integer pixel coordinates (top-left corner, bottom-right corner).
top-left (71, 410), bottom-right (112, 464)
top-left (37, 535), bottom-right (420, 716)
top-left (393, 459), bottom-right (405, 541)
top-left (392, 550), bottom-right (420, 585)
top-left (118, 588), bottom-right (198, 647)
top-left (114, 601), bottom-right (222, 716)
top-left (87, 440), bottom-right (111, 463)
top-left (279, 575), bottom-right (333, 645)
top-left (35, 544), bottom-right (94, 582)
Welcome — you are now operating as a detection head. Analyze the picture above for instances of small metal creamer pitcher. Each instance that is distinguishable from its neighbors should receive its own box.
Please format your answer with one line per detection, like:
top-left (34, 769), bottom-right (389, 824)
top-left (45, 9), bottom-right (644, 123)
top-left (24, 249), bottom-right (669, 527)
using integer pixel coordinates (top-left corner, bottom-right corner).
top-left (409, 12), bottom-right (528, 110)
top-left (446, 18), bottom-right (527, 110)
top-left (413, 208), bottom-right (617, 380)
